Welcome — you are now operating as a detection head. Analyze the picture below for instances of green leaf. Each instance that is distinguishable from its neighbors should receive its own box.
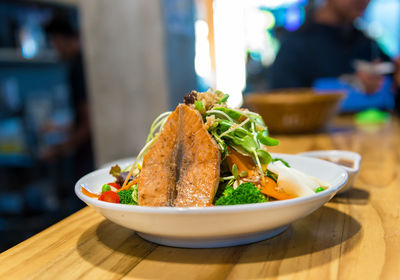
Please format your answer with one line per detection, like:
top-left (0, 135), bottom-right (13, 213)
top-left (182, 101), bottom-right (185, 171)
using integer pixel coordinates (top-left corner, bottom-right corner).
top-left (232, 164), bottom-right (238, 179)
top-left (109, 165), bottom-right (121, 178)
top-left (272, 158), bottom-right (290, 167)
top-left (265, 170), bottom-right (278, 182)
top-left (315, 187), bottom-right (325, 193)
top-left (248, 113), bottom-right (267, 128)
top-left (210, 131), bottom-right (227, 157)
top-left (101, 184), bottom-right (111, 193)
top-left (256, 149), bottom-right (272, 165)
top-left (216, 119), bottom-right (233, 134)
top-left (195, 100), bottom-right (204, 112)
top-left (232, 135), bottom-right (257, 154)
top-left (217, 94), bottom-right (230, 104)
top-left (257, 131), bottom-right (280, 146)
top-left (214, 107), bottom-right (242, 120)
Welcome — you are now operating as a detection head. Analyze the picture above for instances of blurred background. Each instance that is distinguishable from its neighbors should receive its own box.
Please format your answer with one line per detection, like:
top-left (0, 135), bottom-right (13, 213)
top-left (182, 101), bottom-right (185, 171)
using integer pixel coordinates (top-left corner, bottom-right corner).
top-left (0, 0), bottom-right (399, 251)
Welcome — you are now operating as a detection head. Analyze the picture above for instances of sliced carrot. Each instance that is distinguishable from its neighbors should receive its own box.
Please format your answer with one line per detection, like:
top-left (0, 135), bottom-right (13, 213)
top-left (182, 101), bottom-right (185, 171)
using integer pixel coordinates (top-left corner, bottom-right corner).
top-left (258, 177), bottom-right (295, 200)
top-left (81, 187), bottom-right (99, 198)
top-left (121, 163), bottom-right (136, 189)
top-left (117, 178), bottom-right (137, 192)
top-left (226, 148), bottom-right (255, 173)
top-left (226, 148), bottom-right (295, 200)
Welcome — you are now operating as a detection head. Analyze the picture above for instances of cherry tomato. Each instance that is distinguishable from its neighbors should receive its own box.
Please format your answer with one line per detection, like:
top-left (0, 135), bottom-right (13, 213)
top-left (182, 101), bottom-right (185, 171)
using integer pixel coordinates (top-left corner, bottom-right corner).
top-left (99, 191), bottom-right (119, 203)
top-left (108, 182), bottom-right (121, 189)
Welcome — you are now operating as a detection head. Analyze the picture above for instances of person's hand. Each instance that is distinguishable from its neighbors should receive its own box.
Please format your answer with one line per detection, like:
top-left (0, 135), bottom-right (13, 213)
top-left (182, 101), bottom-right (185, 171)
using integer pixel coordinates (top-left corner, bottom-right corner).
top-left (355, 70), bottom-right (384, 94)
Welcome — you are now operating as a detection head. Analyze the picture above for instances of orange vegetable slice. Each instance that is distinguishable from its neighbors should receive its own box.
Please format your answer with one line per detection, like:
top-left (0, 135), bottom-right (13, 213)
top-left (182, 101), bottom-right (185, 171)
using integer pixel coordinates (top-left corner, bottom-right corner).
top-left (226, 148), bottom-right (295, 200)
top-left (81, 187), bottom-right (99, 198)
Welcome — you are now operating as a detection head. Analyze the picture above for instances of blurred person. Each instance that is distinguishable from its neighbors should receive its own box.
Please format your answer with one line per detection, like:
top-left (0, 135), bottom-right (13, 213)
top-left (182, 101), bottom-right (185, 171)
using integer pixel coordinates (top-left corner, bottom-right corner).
top-left (269, 0), bottom-right (400, 97)
top-left (42, 15), bottom-right (93, 205)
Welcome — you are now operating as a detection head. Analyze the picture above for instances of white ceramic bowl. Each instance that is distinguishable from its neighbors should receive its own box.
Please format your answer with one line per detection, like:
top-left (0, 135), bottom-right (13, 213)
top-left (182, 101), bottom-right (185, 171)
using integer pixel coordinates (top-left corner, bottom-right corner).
top-left (75, 154), bottom-right (347, 248)
top-left (298, 150), bottom-right (361, 193)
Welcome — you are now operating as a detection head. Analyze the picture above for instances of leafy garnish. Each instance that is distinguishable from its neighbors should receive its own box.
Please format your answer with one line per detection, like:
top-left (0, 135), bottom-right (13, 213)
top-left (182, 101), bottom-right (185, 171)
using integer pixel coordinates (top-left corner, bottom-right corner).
top-left (109, 165), bottom-right (121, 178)
top-left (214, 107), bottom-right (242, 120)
top-left (256, 149), bottom-right (272, 165)
top-left (195, 100), bottom-right (204, 113)
top-left (257, 131), bottom-right (280, 146)
top-left (217, 94), bottom-right (230, 104)
top-left (272, 158), bottom-right (290, 168)
top-left (265, 170), bottom-right (278, 182)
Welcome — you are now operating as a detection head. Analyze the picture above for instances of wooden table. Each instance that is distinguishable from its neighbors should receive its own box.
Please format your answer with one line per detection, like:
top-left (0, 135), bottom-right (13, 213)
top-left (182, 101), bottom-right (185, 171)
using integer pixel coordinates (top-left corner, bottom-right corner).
top-left (1, 116), bottom-right (399, 280)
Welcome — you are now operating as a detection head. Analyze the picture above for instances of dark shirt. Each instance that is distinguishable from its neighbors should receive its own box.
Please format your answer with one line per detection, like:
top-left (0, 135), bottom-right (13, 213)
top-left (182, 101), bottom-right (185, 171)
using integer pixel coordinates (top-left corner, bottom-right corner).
top-left (269, 20), bottom-right (391, 89)
top-left (67, 52), bottom-right (93, 177)
top-left (68, 52), bottom-right (87, 125)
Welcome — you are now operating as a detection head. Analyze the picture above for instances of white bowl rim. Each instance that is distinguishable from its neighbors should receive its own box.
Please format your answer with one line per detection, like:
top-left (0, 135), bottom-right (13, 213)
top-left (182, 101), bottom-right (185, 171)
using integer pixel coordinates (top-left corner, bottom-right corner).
top-left (297, 150), bottom-right (361, 172)
top-left (75, 154), bottom-right (348, 214)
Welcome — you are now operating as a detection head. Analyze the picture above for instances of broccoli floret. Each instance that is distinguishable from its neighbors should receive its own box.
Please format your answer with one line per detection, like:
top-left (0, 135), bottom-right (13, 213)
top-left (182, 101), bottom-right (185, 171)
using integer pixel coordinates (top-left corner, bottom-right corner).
top-left (215, 182), bottom-right (267, 206)
top-left (117, 189), bottom-right (137, 205)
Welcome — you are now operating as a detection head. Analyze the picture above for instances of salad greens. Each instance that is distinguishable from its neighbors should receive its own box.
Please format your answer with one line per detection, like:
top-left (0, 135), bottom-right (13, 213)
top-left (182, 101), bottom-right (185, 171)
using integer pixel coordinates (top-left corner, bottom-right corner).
top-left (215, 183), bottom-right (267, 205)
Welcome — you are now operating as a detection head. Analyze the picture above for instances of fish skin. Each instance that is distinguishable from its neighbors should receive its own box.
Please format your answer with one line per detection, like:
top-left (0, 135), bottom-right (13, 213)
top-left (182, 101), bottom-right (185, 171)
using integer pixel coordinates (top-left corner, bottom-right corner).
top-left (138, 104), bottom-right (221, 207)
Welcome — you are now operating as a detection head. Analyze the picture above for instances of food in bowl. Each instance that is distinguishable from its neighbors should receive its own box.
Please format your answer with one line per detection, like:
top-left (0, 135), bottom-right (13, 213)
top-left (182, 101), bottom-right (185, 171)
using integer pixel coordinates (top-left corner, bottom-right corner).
top-left (298, 150), bottom-right (361, 193)
top-left (82, 90), bottom-right (330, 207)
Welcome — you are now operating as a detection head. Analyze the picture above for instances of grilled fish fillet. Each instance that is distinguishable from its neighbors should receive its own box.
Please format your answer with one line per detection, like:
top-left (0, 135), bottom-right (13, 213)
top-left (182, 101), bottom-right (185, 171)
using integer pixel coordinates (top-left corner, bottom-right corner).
top-left (138, 104), bottom-right (221, 207)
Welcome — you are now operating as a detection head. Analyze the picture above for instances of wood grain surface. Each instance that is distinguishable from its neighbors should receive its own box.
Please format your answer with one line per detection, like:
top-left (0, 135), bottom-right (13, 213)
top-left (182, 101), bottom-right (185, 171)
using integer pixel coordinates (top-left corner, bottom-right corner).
top-left (1, 116), bottom-right (399, 280)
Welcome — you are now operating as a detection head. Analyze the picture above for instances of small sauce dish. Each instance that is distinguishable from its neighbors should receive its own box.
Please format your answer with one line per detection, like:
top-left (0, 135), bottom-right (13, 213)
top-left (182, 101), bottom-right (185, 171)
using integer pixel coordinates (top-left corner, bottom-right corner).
top-left (298, 150), bottom-right (361, 193)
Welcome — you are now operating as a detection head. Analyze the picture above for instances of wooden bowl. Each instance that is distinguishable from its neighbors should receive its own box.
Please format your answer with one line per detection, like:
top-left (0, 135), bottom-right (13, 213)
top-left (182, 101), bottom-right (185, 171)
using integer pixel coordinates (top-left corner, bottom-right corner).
top-left (244, 89), bottom-right (345, 134)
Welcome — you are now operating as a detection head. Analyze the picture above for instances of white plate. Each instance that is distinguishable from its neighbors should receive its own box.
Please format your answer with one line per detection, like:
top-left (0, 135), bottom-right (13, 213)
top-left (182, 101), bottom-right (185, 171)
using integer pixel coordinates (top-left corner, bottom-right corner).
top-left (75, 154), bottom-right (347, 248)
top-left (298, 150), bottom-right (361, 193)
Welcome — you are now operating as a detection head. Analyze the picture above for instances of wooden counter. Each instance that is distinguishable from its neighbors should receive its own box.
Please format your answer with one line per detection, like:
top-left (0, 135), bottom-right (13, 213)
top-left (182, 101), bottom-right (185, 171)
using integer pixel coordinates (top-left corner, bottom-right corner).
top-left (1, 116), bottom-right (399, 280)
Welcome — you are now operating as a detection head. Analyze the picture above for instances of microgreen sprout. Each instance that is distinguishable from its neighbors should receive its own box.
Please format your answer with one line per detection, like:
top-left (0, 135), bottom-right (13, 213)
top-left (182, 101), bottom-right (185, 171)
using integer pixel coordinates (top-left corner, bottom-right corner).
top-left (146, 111), bottom-right (171, 143)
top-left (206, 110), bottom-right (234, 122)
top-left (232, 164), bottom-right (238, 179)
top-left (195, 100), bottom-right (204, 113)
top-left (217, 94), bottom-right (230, 104)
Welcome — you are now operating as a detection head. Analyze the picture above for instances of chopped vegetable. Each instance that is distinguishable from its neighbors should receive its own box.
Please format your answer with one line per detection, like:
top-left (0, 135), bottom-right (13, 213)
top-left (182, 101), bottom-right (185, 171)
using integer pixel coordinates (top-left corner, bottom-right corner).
top-left (99, 191), bottom-right (119, 203)
top-left (101, 184), bottom-right (111, 193)
top-left (315, 187), bottom-right (325, 193)
top-left (215, 183), bottom-right (267, 206)
top-left (217, 94), bottom-right (229, 104)
top-left (195, 100), bottom-right (204, 113)
top-left (265, 170), bottom-right (278, 182)
top-left (108, 182), bottom-right (121, 189)
top-left (109, 165), bottom-right (121, 178)
top-left (109, 165), bottom-right (130, 186)
top-left (81, 187), bottom-right (99, 198)
top-left (272, 158), bottom-right (290, 168)
top-left (117, 189), bottom-right (137, 205)
top-left (117, 179), bottom-right (137, 192)
top-left (131, 184), bottom-right (138, 204)
top-left (259, 177), bottom-right (294, 200)
top-left (257, 131), bottom-right (280, 146)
